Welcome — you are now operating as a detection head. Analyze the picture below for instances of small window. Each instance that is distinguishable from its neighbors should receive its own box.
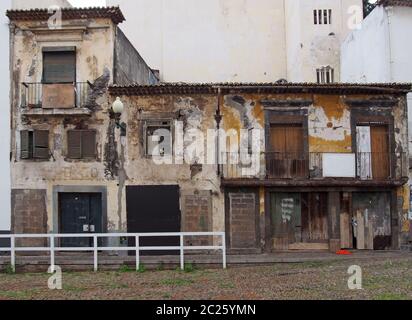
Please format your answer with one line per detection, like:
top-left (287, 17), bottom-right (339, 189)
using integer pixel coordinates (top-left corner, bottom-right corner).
top-left (144, 120), bottom-right (172, 157)
top-left (43, 49), bottom-right (76, 84)
top-left (316, 66), bottom-right (334, 84)
top-left (313, 9), bottom-right (332, 25)
top-left (20, 130), bottom-right (49, 160)
top-left (67, 130), bottom-right (96, 159)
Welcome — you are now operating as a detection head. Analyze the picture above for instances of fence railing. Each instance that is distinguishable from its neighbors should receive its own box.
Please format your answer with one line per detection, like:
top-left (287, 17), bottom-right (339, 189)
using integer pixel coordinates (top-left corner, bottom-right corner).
top-left (21, 82), bottom-right (91, 109)
top-left (0, 232), bottom-right (226, 272)
top-left (220, 152), bottom-right (407, 181)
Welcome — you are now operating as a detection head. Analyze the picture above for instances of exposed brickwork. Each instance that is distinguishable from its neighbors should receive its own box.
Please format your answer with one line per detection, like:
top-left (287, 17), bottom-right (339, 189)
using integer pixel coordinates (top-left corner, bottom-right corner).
top-left (182, 191), bottom-right (212, 246)
top-left (11, 189), bottom-right (47, 247)
top-left (229, 193), bottom-right (257, 249)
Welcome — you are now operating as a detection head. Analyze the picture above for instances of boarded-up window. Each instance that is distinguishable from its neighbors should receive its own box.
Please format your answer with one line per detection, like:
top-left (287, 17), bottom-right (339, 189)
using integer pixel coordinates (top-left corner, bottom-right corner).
top-left (20, 130), bottom-right (49, 160)
top-left (43, 50), bottom-right (76, 84)
top-left (67, 130), bottom-right (96, 159)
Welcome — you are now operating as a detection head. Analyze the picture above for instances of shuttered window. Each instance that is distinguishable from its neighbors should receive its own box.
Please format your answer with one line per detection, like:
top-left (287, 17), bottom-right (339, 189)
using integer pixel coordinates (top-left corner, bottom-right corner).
top-left (67, 130), bottom-right (96, 159)
top-left (43, 50), bottom-right (76, 84)
top-left (20, 130), bottom-right (49, 160)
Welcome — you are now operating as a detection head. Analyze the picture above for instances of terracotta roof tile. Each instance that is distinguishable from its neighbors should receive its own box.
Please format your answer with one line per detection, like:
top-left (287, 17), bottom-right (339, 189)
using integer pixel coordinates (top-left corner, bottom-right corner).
top-left (6, 6), bottom-right (125, 24)
top-left (109, 82), bottom-right (412, 96)
top-left (378, 0), bottom-right (412, 7)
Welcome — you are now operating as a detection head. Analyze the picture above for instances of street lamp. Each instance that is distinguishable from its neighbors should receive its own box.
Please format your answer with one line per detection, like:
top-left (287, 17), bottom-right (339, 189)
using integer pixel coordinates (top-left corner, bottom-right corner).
top-left (111, 97), bottom-right (127, 136)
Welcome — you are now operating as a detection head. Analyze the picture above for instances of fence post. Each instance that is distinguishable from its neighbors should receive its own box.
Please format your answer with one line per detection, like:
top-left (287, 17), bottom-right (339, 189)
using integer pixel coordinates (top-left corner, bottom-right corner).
top-left (222, 233), bottom-right (227, 269)
top-left (10, 236), bottom-right (15, 273)
top-left (50, 235), bottom-right (55, 273)
top-left (135, 235), bottom-right (140, 272)
top-left (180, 234), bottom-right (184, 271)
top-left (93, 235), bottom-right (98, 272)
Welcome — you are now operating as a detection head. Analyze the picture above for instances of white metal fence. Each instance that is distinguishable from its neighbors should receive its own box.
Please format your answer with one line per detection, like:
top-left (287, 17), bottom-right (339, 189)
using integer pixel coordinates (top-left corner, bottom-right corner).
top-left (0, 232), bottom-right (226, 272)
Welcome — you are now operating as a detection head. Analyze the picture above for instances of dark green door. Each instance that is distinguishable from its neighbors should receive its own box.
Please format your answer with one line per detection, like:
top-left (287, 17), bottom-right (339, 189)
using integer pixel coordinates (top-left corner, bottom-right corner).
top-left (59, 193), bottom-right (102, 247)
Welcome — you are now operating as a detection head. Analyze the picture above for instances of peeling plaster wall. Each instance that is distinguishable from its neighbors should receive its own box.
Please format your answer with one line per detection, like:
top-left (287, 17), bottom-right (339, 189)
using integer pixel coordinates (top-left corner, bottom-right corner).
top-left (118, 94), bottom-right (225, 234)
top-left (10, 18), bottom-right (118, 232)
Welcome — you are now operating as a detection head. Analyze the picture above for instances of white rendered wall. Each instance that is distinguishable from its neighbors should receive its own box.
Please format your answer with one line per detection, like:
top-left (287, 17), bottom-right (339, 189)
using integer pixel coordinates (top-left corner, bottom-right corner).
top-left (0, 0), bottom-right (12, 231)
top-left (107, 0), bottom-right (287, 82)
top-left (12, 0), bottom-right (72, 9)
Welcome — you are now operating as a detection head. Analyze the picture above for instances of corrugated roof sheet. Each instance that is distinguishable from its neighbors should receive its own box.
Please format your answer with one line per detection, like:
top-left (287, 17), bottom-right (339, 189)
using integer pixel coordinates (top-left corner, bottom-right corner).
top-left (109, 82), bottom-right (412, 96)
top-left (6, 6), bottom-right (125, 24)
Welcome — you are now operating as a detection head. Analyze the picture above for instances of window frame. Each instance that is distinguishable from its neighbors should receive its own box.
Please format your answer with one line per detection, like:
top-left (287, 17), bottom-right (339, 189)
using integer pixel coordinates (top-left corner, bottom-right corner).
top-left (42, 47), bottom-right (77, 84)
top-left (66, 129), bottom-right (97, 160)
top-left (143, 119), bottom-right (174, 158)
top-left (20, 129), bottom-right (50, 160)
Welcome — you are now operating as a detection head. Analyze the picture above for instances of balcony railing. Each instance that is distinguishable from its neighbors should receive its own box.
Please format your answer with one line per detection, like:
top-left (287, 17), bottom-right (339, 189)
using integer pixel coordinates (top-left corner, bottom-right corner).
top-left (220, 152), bottom-right (407, 181)
top-left (20, 82), bottom-right (92, 109)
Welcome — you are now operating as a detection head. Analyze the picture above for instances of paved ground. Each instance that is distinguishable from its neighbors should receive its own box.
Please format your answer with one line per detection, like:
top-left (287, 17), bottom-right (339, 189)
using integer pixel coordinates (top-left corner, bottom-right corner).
top-left (0, 254), bottom-right (411, 300)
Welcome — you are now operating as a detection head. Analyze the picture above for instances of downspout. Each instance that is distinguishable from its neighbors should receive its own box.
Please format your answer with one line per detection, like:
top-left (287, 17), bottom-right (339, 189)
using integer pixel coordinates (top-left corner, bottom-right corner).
top-left (215, 87), bottom-right (222, 177)
top-left (386, 6), bottom-right (394, 82)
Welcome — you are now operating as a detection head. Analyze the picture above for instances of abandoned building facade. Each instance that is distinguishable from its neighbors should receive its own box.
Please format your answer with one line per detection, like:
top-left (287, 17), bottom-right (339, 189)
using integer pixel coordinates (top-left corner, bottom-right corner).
top-left (8, 7), bottom-right (412, 252)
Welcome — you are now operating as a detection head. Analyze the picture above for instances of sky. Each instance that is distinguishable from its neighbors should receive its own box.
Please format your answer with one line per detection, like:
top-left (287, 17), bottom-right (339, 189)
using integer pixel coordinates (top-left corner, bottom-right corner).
top-left (68, 0), bottom-right (106, 7)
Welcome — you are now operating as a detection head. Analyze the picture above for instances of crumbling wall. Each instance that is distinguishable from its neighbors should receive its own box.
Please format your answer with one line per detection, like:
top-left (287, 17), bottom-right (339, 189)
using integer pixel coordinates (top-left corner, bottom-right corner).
top-left (10, 18), bottom-right (120, 232)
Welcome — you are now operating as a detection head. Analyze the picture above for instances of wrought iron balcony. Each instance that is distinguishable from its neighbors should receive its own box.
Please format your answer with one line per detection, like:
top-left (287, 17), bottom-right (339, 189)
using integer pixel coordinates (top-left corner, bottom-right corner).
top-left (20, 82), bottom-right (92, 109)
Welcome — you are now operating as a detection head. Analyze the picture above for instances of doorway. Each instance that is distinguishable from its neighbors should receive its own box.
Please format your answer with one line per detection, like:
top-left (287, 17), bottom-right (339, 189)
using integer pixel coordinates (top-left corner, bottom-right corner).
top-left (271, 192), bottom-right (328, 250)
top-left (126, 185), bottom-right (181, 255)
top-left (59, 193), bottom-right (103, 247)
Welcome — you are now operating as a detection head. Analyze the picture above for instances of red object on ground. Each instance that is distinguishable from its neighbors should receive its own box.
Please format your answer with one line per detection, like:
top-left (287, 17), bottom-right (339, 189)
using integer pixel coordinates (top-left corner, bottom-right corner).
top-left (336, 250), bottom-right (352, 255)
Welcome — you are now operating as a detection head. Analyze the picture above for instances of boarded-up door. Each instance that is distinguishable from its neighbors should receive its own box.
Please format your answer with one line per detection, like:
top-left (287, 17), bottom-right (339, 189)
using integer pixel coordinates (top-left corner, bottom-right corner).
top-left (352, 192), bottom-right (391, 250)
top-left (370, 126), bottom-right (389, 180)
top-left (126, 185), bottom-right (181, 255)
top-left (271, 193), bottom-right (301, 250)
top-left (268, 125), bottom-right (306, 178)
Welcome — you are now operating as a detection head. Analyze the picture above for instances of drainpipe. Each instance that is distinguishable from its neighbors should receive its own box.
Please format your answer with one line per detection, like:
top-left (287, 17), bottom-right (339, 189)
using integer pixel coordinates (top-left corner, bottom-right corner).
top-left (215, 87), bottom-right (223, 176)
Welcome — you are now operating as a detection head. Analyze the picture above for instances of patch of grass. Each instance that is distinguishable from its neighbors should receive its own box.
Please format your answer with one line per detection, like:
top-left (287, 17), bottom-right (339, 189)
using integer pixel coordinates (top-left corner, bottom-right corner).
top-left (374, 293), bottom-right (410, 300)
top-left (156, 263), bottom-right (164, 271)
top-left (160, 278), bottom-right (195, 286)
top-left (0, 289), bottom-right (38, 299)
top-left (162, 293), bottom-right (172, 299)
top-left (3, 263), bottom-right (15, 274)
top-left (183, 263), bottom-right (196, 273)
top-left (118, 265), bottom-right (133, 273)
top-left (137, 264), bottom-right (146, 273)
top-left (219, 282), bottom-right (236, 289)
top-left (63, 285), bottom-right (87, 293)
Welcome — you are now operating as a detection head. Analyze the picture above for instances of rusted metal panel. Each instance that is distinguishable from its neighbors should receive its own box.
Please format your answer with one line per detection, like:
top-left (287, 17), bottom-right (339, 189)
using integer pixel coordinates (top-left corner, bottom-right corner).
top-left (42, 84), bottom-right (75, 109)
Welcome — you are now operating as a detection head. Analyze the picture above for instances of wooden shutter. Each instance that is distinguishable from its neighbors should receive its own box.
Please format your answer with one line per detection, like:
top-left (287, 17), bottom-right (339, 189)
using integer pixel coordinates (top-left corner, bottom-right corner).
top-left (43, 51), bottom-right (76, 83)
top-left (81, 130), bottom-right (96, 159)
top-left (370, 126), bottom-right (389, 179)
top-left (33, 130), bottom-right (49, 159)
top-left (67, 130), bottom-right (82, 159)
top-left (20, 130), bottom-right (30, 159)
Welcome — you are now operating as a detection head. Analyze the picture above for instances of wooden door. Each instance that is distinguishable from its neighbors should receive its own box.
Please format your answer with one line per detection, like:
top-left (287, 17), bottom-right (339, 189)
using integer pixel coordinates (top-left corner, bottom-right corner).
top-left (269, 125), bottom-right (306, 178)
top-left (370, 126), bottom-right (390, 180)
